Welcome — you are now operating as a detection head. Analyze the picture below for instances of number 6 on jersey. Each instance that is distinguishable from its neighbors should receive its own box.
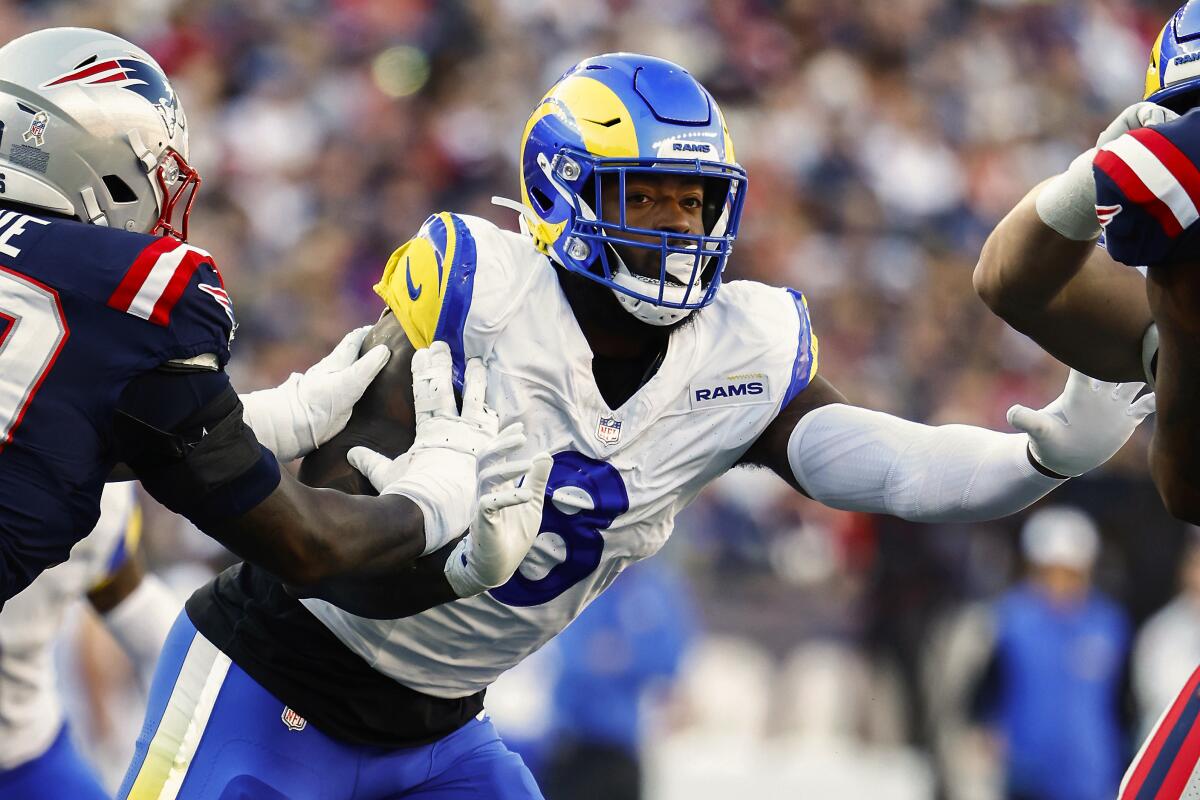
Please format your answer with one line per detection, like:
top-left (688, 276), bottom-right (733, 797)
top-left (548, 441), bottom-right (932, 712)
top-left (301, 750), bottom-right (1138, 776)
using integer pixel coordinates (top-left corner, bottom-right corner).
top-left (489, 451), bottom-right (628, 607)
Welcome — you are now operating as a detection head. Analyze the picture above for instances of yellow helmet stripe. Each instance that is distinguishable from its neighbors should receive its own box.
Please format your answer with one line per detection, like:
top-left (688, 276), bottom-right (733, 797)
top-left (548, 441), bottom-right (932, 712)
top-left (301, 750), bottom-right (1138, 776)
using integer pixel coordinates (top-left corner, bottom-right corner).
top-left (1146, 22), bottom-right (1169, 100)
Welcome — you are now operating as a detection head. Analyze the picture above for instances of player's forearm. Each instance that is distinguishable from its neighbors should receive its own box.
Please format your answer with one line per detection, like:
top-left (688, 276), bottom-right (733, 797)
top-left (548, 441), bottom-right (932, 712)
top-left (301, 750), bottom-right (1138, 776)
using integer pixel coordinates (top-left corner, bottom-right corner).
top-left (1147, 265), bottom-right (1200, 522)
top-left (787, 404), bottom-right (1063, 523)
top-left (975, 187), bottom-right (1149, 381)
top-left (209, 472), bottom-right (428, 586)
top-left (296, 539), bottom-right (460, 620)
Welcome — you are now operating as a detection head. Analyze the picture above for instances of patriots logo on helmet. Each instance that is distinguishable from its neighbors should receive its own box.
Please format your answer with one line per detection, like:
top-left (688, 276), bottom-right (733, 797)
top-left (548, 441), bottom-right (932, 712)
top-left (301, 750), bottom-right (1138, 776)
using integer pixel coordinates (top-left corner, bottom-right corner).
top-left (42, 57), bottom-right (184, 137)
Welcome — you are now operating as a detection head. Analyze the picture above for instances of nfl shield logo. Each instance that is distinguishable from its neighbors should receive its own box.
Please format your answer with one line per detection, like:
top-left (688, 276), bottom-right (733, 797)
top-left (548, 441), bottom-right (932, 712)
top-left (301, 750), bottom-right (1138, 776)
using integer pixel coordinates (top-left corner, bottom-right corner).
top-left (596, 414), bottom-right (622, 446)
top-left (281, 706), bottom-right (307, 732)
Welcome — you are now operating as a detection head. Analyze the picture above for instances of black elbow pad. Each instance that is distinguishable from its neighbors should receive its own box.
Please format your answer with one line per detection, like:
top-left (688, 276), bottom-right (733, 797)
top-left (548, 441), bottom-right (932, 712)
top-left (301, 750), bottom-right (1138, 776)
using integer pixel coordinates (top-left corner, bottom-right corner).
top-left (115, 385), bottom-right (280, 524)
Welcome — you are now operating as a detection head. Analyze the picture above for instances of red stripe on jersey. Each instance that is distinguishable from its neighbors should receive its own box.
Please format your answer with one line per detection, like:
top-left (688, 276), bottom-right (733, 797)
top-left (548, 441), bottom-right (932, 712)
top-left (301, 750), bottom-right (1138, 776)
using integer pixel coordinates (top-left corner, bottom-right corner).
top-left (45, 59), bottom-right (123, 86)
top-left (107, 236), bottom-right (181, 313)
top-left (1158, 711), bottom-right (1200, 800)
top-left (1095, 149), bottom-right (1184, 238)
top-left (147, 249), bottom-right (206, 326)
top-left (1130, 127), bottom-right (1200, 213)
top-left (1121, 666), bottom-right (1200, 800)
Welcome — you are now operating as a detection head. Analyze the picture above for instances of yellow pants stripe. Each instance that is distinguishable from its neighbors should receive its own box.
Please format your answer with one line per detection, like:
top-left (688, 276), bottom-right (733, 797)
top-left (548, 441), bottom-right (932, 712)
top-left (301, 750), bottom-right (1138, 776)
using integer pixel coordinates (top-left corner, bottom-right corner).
top-left (127, 632), bottom-right (231, 800)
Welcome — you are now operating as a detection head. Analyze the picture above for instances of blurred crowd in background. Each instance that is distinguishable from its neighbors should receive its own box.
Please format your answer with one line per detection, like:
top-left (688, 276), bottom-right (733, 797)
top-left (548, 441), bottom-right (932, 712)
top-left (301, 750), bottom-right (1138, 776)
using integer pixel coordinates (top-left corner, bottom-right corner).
top-left (4, 0), bottom-right (1198, 797)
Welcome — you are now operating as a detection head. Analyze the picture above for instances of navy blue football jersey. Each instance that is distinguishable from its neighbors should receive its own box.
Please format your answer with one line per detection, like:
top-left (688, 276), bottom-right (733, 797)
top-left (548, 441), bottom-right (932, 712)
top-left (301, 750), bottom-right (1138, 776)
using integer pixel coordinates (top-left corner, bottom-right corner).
top-left (1094, 108), bottom-right (1200, 266)
top-left (0, 211), bottom-right (236, 598)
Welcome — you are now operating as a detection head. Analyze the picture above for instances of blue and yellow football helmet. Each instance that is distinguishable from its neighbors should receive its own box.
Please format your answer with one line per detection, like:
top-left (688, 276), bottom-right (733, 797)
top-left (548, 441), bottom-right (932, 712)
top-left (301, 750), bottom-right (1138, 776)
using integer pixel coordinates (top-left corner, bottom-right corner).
top-left (1146, 1), bottom-right (1200, 111)
top-left (516, 53), bottom-right (746, 326)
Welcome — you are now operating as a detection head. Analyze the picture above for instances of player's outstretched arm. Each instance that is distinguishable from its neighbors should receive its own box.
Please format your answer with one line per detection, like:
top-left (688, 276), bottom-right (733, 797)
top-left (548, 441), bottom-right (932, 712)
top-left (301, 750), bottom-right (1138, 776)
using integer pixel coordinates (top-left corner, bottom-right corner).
top-left (973, 102), bottom-right (1169, 383)
top-left (112, 324), bottom-right (478, 589)
top-left (1146, 263), bottom-right (1200, 522)
top-left (742, 371), bottom-right (1153, 522)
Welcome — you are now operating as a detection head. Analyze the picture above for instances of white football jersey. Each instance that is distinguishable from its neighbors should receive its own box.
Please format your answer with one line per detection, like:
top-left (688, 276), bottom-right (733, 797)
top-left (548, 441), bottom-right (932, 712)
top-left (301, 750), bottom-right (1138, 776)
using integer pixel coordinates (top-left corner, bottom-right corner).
top-left (303, 213), bottom-right (817, 698)
top-left (0, 483), bottom-right (136, 768)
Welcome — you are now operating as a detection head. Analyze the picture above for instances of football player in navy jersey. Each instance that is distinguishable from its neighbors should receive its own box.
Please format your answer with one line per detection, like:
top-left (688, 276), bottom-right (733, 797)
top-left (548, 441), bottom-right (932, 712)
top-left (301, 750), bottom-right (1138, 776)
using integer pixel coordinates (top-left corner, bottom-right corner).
top-left (0, 28), bottom-right (549, 607)
top-left (976, 3), bottom-right (1200, 796)
top-left (975, 1), bottom-right (1200, 523)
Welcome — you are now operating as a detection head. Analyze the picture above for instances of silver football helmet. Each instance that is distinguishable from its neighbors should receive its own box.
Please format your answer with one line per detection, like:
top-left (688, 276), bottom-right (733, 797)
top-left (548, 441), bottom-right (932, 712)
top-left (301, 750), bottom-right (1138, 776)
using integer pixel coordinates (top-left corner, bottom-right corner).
top-left (0, 27), bottom-right (199, 239)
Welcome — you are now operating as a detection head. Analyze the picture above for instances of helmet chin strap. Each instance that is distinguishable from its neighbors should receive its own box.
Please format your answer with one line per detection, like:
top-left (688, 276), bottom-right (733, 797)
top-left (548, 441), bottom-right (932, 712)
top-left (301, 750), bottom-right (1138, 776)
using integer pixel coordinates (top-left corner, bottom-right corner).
top-left (610, 249), bottom-right (699, 327)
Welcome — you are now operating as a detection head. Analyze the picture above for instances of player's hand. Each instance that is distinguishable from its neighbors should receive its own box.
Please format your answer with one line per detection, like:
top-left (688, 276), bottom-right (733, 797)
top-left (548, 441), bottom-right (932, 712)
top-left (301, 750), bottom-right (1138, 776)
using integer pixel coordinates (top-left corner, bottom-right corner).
top-left (445, 452), bottom-right (553, 598)
top-left (1095, 101), bottom-right (1179, 149)
top-left (1036, 102), bottom-right (1179, 242)
top-left (241, 326), bottom-right (390, 462)
top-left (347, 343), bottom-right (525, 555)
top-left (1008, 370), bottom-right (1156, 478)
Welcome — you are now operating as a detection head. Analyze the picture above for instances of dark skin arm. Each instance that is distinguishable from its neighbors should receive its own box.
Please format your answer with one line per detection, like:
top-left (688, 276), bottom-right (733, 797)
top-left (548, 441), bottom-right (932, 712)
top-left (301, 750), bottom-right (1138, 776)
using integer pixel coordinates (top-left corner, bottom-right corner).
top-left (1146, 262), bottom-right (1200, 522)
top-left (974, 183), bottom-right (1152, 382)
top-left (204, 472), bottom-right (426, 589)
top-left (294, 313), bottom-right (460, 618)
top-left (737, 375), bottom-right (848, 487)
top-left (115, 341), bottom-right (429, 589)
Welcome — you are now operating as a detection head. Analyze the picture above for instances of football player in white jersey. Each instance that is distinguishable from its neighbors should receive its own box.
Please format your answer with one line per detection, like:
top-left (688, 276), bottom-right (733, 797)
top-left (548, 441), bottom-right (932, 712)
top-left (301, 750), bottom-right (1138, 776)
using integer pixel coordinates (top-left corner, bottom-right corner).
top-left (0, 483), bottom-right (177, 799)
top-left (121, 53), bottom-right (1154, 800)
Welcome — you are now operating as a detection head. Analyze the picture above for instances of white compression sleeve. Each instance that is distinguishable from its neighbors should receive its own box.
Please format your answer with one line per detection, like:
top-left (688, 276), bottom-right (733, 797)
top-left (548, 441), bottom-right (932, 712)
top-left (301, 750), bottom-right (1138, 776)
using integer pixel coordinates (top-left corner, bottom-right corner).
top-left (100, 574), bottom-right (181, 691)
top-left (787, 404), bottom-right (1065, 522)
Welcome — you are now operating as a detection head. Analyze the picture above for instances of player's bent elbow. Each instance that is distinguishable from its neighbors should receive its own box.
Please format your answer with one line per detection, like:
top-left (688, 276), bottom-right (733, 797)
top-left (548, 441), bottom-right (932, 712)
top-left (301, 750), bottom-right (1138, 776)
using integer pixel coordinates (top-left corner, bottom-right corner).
top-left (973, 252), bottom-right (1015, 318)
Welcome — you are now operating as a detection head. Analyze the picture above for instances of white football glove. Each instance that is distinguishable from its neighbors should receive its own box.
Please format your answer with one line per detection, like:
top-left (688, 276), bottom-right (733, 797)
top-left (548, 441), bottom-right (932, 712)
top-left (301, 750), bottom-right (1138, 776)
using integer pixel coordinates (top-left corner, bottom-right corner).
top-left (1095, 101), bottom-right (1179, 149)
top-left (1007, 369), bottom-right (1156, 478)
top-left (347, 343), bottom-right (526, 555)
top-left (445, 451), bottom-right (553, 598)
top-left (241, 326), bottom-right (390, 462)
top-left (1036, 101), bottom-right (1179, 241)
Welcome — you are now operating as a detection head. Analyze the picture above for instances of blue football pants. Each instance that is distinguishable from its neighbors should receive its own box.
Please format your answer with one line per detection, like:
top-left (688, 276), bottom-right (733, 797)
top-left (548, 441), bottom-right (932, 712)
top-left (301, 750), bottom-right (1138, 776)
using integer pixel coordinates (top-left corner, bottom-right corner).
top-left (118, 613), bottom-right (543, 800)
top-left (0, 723), bottom-right (110, 800)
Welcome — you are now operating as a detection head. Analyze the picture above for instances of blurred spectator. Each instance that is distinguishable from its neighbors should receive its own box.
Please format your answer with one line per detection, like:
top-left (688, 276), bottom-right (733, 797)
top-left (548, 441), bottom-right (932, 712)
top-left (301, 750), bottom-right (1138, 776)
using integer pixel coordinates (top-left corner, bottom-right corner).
top-left (970, 507), bottom-right (1132, 800)
top-left (1132, 529), bottom-right (1200, 738)
top-left (538, 562), bottom-right (696, 800)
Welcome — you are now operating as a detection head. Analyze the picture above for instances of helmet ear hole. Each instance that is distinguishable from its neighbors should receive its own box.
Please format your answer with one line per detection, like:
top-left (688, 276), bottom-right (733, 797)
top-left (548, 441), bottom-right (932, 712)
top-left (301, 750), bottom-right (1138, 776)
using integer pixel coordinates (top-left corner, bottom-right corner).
top-left (529, 185), bottom-right (553, 215)
top-left (102, 175), bottom-right (137, 203)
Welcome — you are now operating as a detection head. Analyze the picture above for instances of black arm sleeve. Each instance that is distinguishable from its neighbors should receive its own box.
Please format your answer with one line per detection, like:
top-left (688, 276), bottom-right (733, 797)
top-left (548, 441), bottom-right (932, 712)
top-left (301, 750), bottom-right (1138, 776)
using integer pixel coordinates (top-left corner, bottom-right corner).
top-left (114, 368), bottom-right (281, 529)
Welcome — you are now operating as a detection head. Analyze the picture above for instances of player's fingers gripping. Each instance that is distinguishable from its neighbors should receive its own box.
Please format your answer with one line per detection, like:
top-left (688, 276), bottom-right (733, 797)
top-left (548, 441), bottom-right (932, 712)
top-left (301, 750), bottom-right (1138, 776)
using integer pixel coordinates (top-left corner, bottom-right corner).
top-left (1096, 101), bottom-right (1180, 149)
top-left (411, 342), bottom-right (457, 422)
top-left (479, 458), bottom-right (533, 494)
top-left (341, 345), bottom-right (391, 394)
top-left (312, 325), bottom-right (374, 374)
top-left (347, 446), bottom-right (400, 491)
top-left (479, 487), bottom-right (534, 514)
top-left (515, 452), bottom-right (552, 526)
top-left (481, 423), bottom-right (527, 463)
top-left (459, 358), bottom-right (494, 429)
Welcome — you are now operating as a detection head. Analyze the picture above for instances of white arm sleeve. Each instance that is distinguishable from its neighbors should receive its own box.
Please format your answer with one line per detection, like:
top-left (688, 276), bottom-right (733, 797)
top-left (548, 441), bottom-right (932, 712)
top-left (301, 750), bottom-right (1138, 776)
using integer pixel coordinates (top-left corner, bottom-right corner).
top-left (787, 404), bottom-right (1065, 522)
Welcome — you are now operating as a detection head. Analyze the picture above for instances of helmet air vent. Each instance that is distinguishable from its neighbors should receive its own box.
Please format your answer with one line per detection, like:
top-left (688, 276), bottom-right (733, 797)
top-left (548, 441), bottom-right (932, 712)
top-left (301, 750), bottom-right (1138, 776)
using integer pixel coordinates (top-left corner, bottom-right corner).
top-left (103, 174), bottom-right (137, 203)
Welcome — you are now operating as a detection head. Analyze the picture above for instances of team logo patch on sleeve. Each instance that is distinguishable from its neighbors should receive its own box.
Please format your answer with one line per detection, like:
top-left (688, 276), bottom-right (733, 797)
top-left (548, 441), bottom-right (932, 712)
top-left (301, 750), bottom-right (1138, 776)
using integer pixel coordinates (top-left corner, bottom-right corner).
top-left (1096, 204), bottom-right (1122, 228)
top-left (689, 374), bottom-right (772, 410)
